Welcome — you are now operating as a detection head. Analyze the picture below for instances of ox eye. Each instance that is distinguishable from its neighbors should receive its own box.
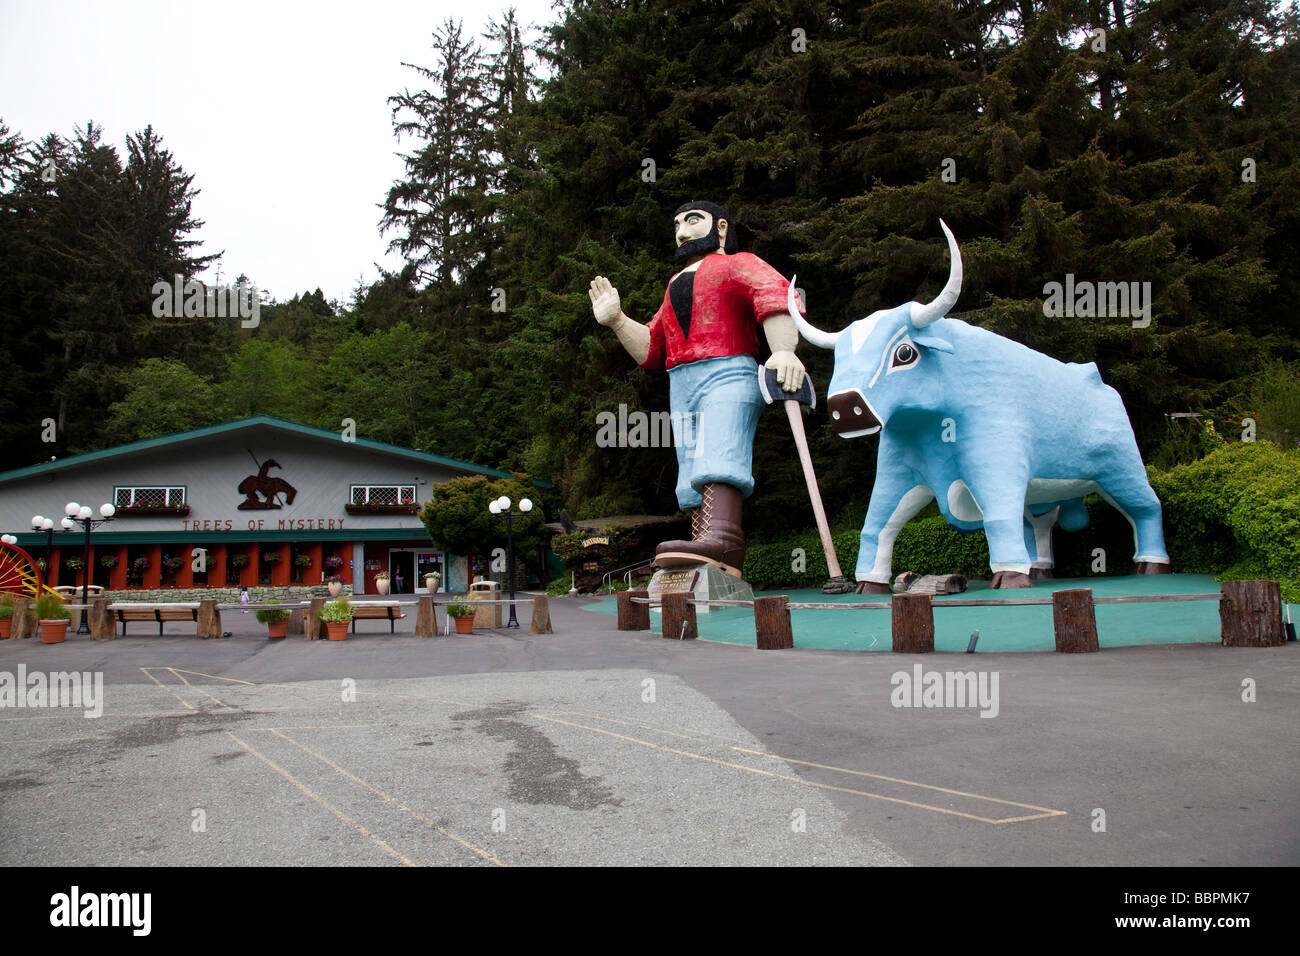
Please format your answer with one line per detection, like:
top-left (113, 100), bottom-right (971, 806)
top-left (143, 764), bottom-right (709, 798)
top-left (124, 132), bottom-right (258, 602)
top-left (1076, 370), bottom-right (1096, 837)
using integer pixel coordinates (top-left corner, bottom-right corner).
top-left (892, 343), bottom-right (918, 368)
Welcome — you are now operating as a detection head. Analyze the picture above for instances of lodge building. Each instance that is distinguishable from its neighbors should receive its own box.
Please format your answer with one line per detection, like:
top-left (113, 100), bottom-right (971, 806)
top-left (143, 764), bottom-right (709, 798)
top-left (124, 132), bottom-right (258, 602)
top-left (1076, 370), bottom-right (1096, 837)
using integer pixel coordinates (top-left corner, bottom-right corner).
top-left (0, 416), bottom-right (546, 594)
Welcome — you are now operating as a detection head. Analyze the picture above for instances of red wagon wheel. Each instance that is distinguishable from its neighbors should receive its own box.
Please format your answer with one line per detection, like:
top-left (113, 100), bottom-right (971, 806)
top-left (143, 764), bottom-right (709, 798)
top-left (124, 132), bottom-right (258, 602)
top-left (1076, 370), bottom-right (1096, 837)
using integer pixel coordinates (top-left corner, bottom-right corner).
top-left (0, 541), bottom-right (54, 600)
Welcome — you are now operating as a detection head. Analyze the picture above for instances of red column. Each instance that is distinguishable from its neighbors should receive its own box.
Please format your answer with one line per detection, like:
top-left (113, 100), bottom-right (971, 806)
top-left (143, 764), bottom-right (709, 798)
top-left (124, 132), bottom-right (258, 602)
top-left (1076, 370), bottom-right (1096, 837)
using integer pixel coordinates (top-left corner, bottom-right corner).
top-left (271, 542), bottom-right (291, 586)
top-left (209, 545), bottom-right (226, 589)
top-left (342, 543), bottom-right (353, 585)
top-left (175, 544), bottom-right (194, 588)
top-left (306, 542), bottom-right (322, 583)
top-left (109, 545), bottom-right (128, 590)
top-left (49, 547), bottom-right (63, 588)
top-left (240, 544), bottom-right (258, 587)
top-left (144, 544), bottom-right (162, 589)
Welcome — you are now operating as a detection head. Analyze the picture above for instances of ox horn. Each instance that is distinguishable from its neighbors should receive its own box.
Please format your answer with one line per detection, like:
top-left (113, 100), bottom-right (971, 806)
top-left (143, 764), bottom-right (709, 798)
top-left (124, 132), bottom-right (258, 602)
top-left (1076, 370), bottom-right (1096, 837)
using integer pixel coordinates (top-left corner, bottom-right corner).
top-left (786, 275), bottom-right (842, 350)
top-left (910, 219), bottom-right (963, 329)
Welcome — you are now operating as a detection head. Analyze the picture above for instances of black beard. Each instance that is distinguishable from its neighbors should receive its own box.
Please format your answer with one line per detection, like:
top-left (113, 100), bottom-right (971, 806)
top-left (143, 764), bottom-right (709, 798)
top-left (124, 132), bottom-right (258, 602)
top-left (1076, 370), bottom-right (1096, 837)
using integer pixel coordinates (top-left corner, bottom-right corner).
top-left (674, 232), bottom-right (720, 265)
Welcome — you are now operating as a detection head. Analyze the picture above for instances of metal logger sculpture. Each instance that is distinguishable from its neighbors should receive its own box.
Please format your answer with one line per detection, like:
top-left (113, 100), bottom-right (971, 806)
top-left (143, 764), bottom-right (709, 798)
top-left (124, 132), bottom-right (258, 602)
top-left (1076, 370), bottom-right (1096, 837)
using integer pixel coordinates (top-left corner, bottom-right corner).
top-left (237, 449), bottom-right (297, 510)
top-left (790, 221), bottom-right (1170, 592)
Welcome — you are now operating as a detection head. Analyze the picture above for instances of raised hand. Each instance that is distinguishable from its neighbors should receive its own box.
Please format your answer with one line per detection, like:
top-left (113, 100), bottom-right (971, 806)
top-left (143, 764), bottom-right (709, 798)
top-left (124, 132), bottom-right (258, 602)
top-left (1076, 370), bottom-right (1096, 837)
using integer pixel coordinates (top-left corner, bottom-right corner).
top-left (589, 275), bottom-right (623, 327)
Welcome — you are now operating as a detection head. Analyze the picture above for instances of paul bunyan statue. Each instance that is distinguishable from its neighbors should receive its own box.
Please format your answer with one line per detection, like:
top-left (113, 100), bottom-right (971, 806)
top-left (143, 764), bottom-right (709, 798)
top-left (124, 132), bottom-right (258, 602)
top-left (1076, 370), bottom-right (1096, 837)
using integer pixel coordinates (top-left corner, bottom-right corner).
top-left (589, 201), bottom-right (806, 576)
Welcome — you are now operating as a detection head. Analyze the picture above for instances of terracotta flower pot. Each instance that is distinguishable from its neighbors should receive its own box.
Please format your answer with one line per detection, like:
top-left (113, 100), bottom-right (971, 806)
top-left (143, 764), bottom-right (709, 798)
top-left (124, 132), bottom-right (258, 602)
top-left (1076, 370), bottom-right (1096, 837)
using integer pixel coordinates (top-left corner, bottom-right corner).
top-left (375, 578), bottom-right (391, 595)
top-left (0, 618), bottom-right (12, 639)
top-left (40, 619), bottom-right (69, 644)
top-left (453, 614), bottom-right (474, 635)
top-left (267, 620), bottom-right (288, 639)
top-left (327, 581), bottom-right (343, 598)
top-left (325, 621), bottom-right (349, 641)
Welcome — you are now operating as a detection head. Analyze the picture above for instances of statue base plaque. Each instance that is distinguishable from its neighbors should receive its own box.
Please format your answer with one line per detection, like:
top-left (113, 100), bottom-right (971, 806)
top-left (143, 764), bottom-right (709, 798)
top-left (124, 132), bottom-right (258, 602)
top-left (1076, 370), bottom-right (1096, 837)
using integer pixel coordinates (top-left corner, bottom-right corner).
top-left (647, 563), bottom-right (753, 614)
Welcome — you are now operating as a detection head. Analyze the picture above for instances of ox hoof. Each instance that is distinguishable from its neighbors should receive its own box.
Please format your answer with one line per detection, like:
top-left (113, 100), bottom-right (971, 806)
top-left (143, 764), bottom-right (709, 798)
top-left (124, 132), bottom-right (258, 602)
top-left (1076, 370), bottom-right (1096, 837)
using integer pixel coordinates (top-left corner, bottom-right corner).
top-left (822, 576), bottom-right (855, 595)
top-left (1136, 561), bottom-right (1172, 575)
top-left (855, 581), bottom-right (892, 594)
top-left (990, 571), bottom-right (1033, 589)
top-left (1029, 567), bottom-right (1054, 580)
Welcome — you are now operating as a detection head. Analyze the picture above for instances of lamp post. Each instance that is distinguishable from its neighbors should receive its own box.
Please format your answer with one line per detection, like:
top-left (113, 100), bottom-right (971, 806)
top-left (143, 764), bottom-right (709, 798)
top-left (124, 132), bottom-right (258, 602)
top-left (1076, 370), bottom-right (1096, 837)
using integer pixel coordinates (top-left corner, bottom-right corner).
top-left (488, 495), bottom-right (532, 629)
top-left (29, 514), bottom-right (69, 574)
top-left (63, 501), bottom-right (115, 634)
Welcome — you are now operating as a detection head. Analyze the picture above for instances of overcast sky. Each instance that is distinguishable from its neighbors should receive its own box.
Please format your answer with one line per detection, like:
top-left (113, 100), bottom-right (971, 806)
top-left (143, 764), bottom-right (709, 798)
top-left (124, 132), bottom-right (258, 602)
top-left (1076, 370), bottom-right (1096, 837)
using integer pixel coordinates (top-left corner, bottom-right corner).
top-left (0, 0), bottom-right (564, 306)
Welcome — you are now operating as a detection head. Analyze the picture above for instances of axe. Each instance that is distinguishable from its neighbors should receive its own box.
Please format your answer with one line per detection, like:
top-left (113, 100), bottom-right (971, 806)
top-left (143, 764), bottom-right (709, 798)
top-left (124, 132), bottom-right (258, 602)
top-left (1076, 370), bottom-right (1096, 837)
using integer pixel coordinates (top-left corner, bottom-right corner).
top-left (759, 364), bottom-right (855, 594)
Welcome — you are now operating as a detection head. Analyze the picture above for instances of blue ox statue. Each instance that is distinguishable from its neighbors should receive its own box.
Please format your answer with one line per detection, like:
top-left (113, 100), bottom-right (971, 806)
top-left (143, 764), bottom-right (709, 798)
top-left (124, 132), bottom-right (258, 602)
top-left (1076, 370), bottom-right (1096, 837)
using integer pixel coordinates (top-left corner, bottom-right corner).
top-left (789, 221), bottom-right (1170, 591)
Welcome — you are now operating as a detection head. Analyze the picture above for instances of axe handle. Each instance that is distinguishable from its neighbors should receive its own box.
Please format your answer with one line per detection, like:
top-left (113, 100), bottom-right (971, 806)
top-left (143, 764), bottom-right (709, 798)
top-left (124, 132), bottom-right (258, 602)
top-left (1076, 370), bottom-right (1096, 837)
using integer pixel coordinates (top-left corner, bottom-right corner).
top-left (784, 400), bottom-right (843, 580)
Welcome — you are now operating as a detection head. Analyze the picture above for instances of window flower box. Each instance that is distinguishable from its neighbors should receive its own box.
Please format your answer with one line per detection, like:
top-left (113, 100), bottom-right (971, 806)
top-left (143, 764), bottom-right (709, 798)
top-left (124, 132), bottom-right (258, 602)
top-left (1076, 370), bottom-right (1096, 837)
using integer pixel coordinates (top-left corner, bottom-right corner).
top-left (344, 503), bottom-right (419, 515)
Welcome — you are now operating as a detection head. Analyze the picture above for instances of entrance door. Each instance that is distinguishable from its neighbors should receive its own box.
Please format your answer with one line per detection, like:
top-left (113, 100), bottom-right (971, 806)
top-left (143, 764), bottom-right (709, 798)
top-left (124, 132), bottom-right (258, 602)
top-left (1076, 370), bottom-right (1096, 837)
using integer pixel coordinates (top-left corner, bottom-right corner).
top-left (387, 548), bottom-right (444, 593)
top-left (415, 551), bottom-right (443, 592)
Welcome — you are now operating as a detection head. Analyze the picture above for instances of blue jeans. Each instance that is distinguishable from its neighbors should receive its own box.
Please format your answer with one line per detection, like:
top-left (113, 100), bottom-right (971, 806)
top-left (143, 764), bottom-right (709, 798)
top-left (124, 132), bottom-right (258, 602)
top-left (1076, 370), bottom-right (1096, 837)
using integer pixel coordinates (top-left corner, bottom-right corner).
top-left (667, 354), bottom-right (765, 509)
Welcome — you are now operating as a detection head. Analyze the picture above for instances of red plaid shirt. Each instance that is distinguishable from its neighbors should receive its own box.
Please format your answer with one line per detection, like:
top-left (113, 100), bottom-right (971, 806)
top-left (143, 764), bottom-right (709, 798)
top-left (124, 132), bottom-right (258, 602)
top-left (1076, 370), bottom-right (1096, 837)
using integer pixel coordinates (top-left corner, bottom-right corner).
top-left (640, 252), bottom-right (800, 371)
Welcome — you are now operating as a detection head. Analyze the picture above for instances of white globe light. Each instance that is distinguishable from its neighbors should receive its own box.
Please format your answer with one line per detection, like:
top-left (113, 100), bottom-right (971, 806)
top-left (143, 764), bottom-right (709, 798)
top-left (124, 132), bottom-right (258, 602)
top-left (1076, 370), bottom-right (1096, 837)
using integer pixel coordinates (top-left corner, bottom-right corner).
top-left (100, 503), bottom-right (115, 518)
top-left (488, 501), bottom-right (500, 515)
top-left (497, 496), bottom-right (511, 510)
top-left (519, 499), bottom-right (533, 513)
top-left (78, 506), bottom-right (93, 520)
top-left (31, 515), bottom-right (44, 529)
top-left (65, 502), bottom-right (80, 516)
top-left (42, 518), bottom-right (54, 531)
top-left (61, 517), bottom-right (75, 530)
top-left (2, 534), bottom-right (14, 544)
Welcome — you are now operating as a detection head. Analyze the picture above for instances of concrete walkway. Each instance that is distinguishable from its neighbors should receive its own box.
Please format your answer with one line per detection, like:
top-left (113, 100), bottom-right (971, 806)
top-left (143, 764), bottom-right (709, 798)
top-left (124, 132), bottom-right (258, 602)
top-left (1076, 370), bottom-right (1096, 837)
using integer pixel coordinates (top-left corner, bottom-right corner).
top-left (1, 593), bottom-right (1296, 866)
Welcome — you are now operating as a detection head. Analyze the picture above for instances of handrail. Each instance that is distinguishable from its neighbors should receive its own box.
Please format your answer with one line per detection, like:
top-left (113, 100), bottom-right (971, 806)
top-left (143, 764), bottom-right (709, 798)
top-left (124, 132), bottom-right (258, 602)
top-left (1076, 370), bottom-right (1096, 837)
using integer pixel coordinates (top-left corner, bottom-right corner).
top-left (601, 560), bottom-right (654, 593)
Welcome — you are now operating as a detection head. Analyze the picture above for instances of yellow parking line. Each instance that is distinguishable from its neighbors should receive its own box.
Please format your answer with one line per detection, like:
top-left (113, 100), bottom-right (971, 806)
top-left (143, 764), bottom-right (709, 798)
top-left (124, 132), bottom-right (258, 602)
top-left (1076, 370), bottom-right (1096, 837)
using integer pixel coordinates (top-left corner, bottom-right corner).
top-left (731, 748), bottom-right (1067, 816)
top-left (268, 729), bottom-right (505, 866)
top-left (533, 714), bottom-right (1062, 824)
top-left (139, 667), bottom-right (197, 712)
top-left (166, 667), bottom-right (230, 708)
top-left (225, 731), bottom-right (416, 866)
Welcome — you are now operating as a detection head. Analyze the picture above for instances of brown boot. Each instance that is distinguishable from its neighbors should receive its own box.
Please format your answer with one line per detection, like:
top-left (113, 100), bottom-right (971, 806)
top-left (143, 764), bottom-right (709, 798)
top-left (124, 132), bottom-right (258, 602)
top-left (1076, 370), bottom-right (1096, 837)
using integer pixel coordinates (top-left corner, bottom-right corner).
top-left (655, 483), bottom-right (746, 576)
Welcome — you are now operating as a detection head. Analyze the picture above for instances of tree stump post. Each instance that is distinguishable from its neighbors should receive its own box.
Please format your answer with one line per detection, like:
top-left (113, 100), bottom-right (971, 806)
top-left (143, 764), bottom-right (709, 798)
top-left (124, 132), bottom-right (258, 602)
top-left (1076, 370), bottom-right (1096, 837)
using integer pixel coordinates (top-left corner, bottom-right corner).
top-left (891, 593), bottom-right (934, 653)
top-left (618, 589), bottom-right (650, 630)
top-left (1053, 588), bottom-right (1099, 652)
top-left (1220, 580), bottom-right (1285, 647)
top-left (89, 598), bottom-right (114, 640)
top-left (530, 595), bottom-right (552, 634)
top-left (415, 595), bottom-right (437, 637)
top-left (196, 599), bottom-right (222, 639)
top-left (661, 592), bottom-right (697, 640)
top-left (754, 595), bottom-right (793, 650)
top-left (305, 597), bottom-right (326, 640)
top-left (286, 606), bottom-right (306, 635)
top-left (11, 597), bottom-right (35, 639)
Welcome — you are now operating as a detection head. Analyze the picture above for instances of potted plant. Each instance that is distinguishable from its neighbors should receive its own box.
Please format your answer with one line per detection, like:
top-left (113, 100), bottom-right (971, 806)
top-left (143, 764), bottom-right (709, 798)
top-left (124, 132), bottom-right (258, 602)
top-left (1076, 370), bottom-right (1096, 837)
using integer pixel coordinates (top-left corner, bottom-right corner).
top-left (373, 570), bottom-right (391, 595)
top-left (35, 592), bottom-right (71, 643)
top-left (319, 598), bottom-right (352, 641)
top-left (323, 554), bottom-right (344, 571)
top-left (423, 571), bottom-right (441, 594)
top-left (446, 602), bottom-right (475, 635)
top-left (256, 600), bottom-right (292, 639)
top-left (229, 553), bottom-right (250, 569)
top-left (36, 557), bottom-right (48, 572)
top-left (262, 551), bottom-right (281, 564)
top-left (99, 554), bottom-right (118, 570)
top-left (165, 555), bottom-right (184, 570)
top-left (0, 595), bottom-right (14, 639)
top-left (64, 556), bottom-right (85, 571)
top-left (325, 574), bottom-right (344, 598)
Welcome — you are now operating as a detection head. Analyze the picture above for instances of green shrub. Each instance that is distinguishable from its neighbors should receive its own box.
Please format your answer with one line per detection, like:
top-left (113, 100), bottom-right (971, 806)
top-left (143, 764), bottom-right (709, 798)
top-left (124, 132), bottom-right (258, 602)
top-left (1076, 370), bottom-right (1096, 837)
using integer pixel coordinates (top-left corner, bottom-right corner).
top-left (1149, 441), bottom-right (1300, 601)
top-left (0, 595), bottom-right (13, 619)
top-left (35, 593), bottom-right (70, 620)
top-left (445, 603), bottom-right (475, 617)
top-left (318, 598), bottom-right (352, 623)
top-left (255, 602), bottom-right (292, 625)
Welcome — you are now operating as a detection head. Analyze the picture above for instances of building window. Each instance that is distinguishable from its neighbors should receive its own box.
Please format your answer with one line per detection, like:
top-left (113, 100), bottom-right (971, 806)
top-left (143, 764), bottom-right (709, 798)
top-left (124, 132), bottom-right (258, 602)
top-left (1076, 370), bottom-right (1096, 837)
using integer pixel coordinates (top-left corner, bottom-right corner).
top-left (346, 484), bottom-right (418, 514)
top-left (113, 486), bottom-right (190, 515)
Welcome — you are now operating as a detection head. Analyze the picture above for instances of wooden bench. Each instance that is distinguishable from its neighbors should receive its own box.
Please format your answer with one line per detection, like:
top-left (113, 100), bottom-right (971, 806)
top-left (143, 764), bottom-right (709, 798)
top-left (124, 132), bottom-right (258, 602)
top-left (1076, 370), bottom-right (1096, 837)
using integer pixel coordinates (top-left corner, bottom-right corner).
top-left (111, 603), bottom-right (200, 636)
top-left (351, 603), bottom-right (406, 633)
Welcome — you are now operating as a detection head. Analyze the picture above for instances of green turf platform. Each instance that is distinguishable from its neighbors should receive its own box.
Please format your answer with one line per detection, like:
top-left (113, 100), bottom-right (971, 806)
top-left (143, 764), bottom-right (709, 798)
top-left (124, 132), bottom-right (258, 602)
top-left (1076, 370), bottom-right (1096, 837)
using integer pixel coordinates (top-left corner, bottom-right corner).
top-left (585, 574), bottom-right (1299, 652)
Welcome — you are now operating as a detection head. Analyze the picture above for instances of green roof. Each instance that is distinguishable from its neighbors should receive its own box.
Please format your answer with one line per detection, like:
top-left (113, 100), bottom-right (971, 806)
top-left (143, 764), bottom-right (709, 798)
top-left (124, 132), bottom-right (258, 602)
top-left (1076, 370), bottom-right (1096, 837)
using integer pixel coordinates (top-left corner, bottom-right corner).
top-left (0, 416), bottom-right (552, 488)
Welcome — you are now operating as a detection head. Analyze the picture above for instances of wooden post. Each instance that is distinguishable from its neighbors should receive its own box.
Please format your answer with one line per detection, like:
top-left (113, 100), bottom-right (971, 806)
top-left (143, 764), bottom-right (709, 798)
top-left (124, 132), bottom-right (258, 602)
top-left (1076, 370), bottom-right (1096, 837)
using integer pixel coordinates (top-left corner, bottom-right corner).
top-left (286, 606), bottom-right (305, 635)
top-left (891, 593), bottom-right (934, 653)
top-left (618, 589), bottom-right (651, 630)
top-left (530, 594), bottom-right (553, 634)
top-left (11, 597), bottom-right (35, 639)
top-left (196, 599), bottom-right (221, 639)
top-left (304, 597), bottom-right (326, 640)
top-left (661, 592), bottom-right (697, 640)
top-left (754, 595), bottom-right (793, 650)
top-left (89, 598), bottom-right (114, 640)
top-left (1220, 580), bottom-right (1285, 647)
top-left (415, 595), bottom-right (437, 637)
top-left (1053, 588), bottom-right (1099, 653)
